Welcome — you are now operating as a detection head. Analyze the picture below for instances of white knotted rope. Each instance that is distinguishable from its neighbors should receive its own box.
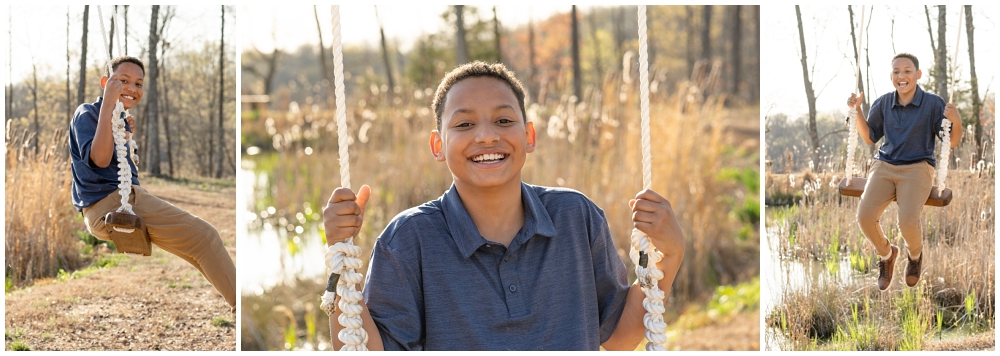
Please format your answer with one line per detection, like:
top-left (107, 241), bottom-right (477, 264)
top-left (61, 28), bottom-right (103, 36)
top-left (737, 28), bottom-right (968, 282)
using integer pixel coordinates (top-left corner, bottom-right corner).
top-left (97, 5), bottom-right (136, 220)
top-left (937, 9), bottom-right (962, 197)
top-left (845, 6), bottom-right (864, 184)
top-left (629, 5), bottom-right (667, 351)
top-left (319, 5), bottom-right (368, 351)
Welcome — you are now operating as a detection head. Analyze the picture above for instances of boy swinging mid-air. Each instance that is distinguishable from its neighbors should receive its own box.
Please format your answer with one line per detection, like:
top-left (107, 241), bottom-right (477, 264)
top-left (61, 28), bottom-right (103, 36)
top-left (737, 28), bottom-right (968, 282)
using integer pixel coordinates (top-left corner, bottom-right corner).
top-left (323, 62), bottom-right (685, 350)
top-left (846, 52), bottom-right (962, 291)
top-left (69, 56), bottom-right (236, 313)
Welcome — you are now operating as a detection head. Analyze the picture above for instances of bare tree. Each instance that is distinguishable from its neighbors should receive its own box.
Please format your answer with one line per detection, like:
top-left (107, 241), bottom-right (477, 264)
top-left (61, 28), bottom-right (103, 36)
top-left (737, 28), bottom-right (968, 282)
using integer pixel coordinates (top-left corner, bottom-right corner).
top-left (145, 5), bottom-right (161, 175)
top-left (454, 5), bottom-right (468, 65)
top-left (528, 19), bottom-right (537, 101)
top-left (7, 9), bottom-right (11, 121)
top-left (571, 5), bottom-right (581, 100)
top-left (313, 6), bottom-right (330, 85)
top-left (847, 5), bottom-right (870, 114)
top-left (30, 62), bottom-right (40, 153)
top-left (77, 5), bottom-right (89, 104)
top-left (587, 7), bottom-right (603, 96)
top-left (493, 6), bottom-right (501, 64)
top-left (966, 5), bottom-right (982, 162)
top-left (729, 5), bottom-right (742, 96)
top-left (375, 6), bottom-right (395, 91)
top-left (67, 8), bottom-right (72, 120)
top-left (795, 6), bottom-right (821, 169)
top-left (215, 5), bottom-right (225, 178)
top-left (686, 6), bottom-right (695, 77)
top-left (702, 5), bottom-right (712, 61)
top-left (108, 6), bottom-right (117, 59)
top-left (123, 5), bottom-right (128, 54)
top-left (935, 5), bottom-right (948, 101)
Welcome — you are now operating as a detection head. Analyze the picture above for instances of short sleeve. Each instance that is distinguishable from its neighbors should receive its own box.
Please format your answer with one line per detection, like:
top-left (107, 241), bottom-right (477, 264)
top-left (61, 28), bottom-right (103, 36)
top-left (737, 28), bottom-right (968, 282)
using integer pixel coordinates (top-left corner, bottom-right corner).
top-left (932, 101), bottom-right (947, 142)
top-left (867, 96), bottom-right (885, 144)
top-left (586, 203), bottom-right (630, 344)
top-left (363, 225), bottom-right (425, 351)
top-left (71, 107), bottom-right (101, 169)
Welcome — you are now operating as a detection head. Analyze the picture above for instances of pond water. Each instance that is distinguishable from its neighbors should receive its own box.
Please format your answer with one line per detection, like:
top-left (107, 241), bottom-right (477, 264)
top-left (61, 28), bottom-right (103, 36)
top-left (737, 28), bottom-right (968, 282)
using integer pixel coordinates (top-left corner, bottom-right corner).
top-left (238, 155), bottom-right (329, 296)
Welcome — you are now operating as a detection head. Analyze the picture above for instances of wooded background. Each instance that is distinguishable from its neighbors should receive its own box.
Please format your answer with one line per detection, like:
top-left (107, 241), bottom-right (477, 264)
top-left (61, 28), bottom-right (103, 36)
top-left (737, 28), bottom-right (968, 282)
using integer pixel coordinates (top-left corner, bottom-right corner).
top-left (5, 5), bottom-right (236, 179)
top-left (241, 5), bottom-right (760, 119)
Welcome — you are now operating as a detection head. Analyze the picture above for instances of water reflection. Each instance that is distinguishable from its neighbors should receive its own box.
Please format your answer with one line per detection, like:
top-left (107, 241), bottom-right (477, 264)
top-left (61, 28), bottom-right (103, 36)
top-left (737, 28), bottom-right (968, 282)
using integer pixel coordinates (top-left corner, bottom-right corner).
top-left (239, 156), bottom-right (328, 295)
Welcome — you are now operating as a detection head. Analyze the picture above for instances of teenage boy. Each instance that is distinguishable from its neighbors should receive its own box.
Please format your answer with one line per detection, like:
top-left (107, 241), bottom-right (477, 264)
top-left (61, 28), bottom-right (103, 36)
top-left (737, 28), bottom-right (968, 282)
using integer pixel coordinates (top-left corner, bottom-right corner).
top-left (69, 56), bottom-right (236, 312)
top-left (324, 61), bottom-right (684, 350)
top-left (846, 52), bottom-right (962, 291)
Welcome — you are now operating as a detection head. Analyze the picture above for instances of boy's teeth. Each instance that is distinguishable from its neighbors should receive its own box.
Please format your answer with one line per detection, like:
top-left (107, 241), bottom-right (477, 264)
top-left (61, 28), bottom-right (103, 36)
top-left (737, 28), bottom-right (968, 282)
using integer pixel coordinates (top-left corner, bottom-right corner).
top-left (473, 153), bottom-right (505, 162)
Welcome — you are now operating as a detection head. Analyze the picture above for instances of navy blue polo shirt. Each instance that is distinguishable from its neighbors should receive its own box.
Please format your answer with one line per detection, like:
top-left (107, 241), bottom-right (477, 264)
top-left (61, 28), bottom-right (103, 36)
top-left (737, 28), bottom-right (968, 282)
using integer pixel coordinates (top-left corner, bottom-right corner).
top-left (363, 183), bottom-right (630, 350)
top-left (69, 96), bottom-right (139, 211)
top-left (867, 85), bottom-right (947, 167)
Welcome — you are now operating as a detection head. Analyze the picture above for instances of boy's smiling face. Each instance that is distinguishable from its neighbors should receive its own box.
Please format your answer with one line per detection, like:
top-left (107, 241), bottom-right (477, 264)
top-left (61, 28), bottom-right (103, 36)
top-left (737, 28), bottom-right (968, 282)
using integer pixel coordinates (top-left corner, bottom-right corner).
top-left (100, 62), bottom-right (144, 110)
top-left (430, 76), bottom-right (536, 192)
top-left (890, 57), bottom-right (921, 97)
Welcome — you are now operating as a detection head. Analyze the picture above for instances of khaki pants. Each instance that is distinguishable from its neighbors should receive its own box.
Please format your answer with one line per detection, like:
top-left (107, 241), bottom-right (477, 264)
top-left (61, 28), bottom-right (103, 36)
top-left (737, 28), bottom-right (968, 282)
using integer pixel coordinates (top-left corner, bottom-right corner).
top-left (856, 160), bottom-right (935, 259)
top-left (83, 185), bottom-right (236, 309)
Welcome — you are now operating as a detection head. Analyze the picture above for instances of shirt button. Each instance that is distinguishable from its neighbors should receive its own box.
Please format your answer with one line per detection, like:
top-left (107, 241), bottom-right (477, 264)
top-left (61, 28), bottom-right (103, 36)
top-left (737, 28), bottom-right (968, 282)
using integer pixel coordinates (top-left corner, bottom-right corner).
top-left (509, 284), bottom-right (517, 293)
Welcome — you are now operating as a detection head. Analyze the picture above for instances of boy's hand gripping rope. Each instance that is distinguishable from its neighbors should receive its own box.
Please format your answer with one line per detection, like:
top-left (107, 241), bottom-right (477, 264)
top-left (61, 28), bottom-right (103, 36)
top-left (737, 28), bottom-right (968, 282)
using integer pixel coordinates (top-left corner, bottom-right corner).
top-left (630, 5), bottom-right (668, 351)
top-left (319, 5), bottom-right (368, 351)
top-left (97, 6), bottom-right (137, 224)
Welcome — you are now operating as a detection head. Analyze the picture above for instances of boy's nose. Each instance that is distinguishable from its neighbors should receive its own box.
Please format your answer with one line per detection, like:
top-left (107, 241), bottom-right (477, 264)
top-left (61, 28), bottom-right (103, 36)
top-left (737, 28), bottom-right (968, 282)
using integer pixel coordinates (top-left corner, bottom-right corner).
top-left (474, 124), bottom-right (500, 143)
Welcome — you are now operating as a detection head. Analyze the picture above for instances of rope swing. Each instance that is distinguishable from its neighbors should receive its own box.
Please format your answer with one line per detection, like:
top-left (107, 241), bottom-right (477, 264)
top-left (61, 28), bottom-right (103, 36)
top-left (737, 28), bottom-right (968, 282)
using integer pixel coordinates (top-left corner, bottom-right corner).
top-left (96, 5), bottom-right (151, 256)
top-left (838, 5), bottom-right (953, 207)
top-left (319, 5), bottom-right (368, 351)
top-left (630, 5), bottom-right (668, 351)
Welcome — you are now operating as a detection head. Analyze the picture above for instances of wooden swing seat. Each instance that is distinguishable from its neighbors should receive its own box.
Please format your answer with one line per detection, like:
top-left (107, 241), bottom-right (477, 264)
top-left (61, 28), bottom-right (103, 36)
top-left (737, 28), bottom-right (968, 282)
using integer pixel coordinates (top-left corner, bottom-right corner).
top-left (837, 177), bottom-right (952, 207)
top-left (105, 211), bottom-right (152, 256)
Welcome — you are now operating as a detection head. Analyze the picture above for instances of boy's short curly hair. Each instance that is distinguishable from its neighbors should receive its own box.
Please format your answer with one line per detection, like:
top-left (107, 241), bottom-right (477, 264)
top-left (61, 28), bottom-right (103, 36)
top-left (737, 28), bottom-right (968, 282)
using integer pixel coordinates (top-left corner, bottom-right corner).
top-left (110, 56), bottom-right (146, 77)
top-left (892, 52), bottom-right (920, 70)
top-left (431, 61), bottom-right (526, 131)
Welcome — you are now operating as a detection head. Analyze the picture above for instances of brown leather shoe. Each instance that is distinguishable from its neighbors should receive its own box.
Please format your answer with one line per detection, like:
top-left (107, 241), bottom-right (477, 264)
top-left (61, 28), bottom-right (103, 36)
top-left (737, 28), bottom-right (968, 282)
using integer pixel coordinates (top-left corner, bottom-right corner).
top-left (905, 253), bottom-right (922, 287)
top-left (876, 245), bottom-right (899, 291)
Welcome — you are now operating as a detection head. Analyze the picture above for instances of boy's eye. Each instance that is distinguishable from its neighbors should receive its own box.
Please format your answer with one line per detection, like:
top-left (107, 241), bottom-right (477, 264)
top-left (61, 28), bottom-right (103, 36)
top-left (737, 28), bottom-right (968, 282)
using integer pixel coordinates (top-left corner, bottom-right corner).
top-left (497, 117), bottom-right (514, 124)
top-left (455, 122), bottom-right (472, 128)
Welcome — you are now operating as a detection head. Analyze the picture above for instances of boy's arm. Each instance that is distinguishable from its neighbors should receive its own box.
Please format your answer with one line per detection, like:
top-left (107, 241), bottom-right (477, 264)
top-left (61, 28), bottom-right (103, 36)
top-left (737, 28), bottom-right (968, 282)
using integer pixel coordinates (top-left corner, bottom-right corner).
top-left (602, 190), bottom-right (684, 350)
top-left (90, 75), bottom-right (125, 168)
top-left (323, 185), bottom-right (384, 350)
top-left (848, 92), bottom-right (875, 145)
top-left (944, 102), bottom-right (962, 148)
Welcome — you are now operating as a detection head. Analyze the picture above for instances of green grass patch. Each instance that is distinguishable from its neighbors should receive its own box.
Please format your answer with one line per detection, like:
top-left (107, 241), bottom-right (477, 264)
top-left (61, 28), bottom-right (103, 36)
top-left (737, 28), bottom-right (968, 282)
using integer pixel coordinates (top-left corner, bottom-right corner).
top-left (9, 339), bottom-right (32, 351)
top-left (707, 278), bottom-right (760, 318)
top-left (212, 316), bottom-right (235, 328)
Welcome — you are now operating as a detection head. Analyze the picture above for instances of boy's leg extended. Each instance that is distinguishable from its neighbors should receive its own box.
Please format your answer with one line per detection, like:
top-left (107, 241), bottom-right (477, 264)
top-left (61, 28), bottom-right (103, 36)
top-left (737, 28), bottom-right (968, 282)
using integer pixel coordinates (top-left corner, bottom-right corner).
top-left (894, 162), bottom-right (936, 258)
top-left (857, 161), bottom-right (897, 257)
top-left (131, 185), bottom-right (236, 309)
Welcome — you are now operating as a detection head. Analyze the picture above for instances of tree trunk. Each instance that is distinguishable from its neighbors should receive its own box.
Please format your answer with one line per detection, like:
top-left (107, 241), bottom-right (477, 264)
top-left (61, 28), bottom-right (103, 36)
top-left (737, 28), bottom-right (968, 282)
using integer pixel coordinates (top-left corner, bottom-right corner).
top-left (313, 6), bottom-right (329, 83)
top-left (702, 5), bottom-right (712, 61)
top-left (588, 7), bottom-right (603, 97)
top-left (923, 6), bottom-right (937, 57)
top-left (752, 5), bottom-right (759, 101)
top-left (454, 5), bottom-right (469, 65)
top-left (67, 9), bottom-right (72, 120)
top-left (215, 5), bottom-right (225, 178)
top-left (31, 63), bottom-right (40, 154)
top-left (571, 5), bottom-right (581, 100)
top-left (145, 5), bottom-right (161, 175)
top-left (375, 6), bottom-right (395, 91)
top-left (847, 6), bottom-right (870, 114)
top-left (965, 5), bottom-right (982, 162)
top-left (795, 6), bottom-right (821, 171)
top-left (493, 6), bottom-right (501, 63)
top-left (108, 6), bottom-right (116, 59)
top-left (163, 54), bottom-right (173, 177)
top-left (123, 5), bottom-right (128, 54)
top-left (78, 5), bottom-right (89, 104)
top-left (685, 6), bottom-right (694, 78)
top-left (730, 5), bottom-right (741, 96)
top-left (935, 5), bottom-right (948, 101)
top-left (528, 19), bottom-right (537, 100)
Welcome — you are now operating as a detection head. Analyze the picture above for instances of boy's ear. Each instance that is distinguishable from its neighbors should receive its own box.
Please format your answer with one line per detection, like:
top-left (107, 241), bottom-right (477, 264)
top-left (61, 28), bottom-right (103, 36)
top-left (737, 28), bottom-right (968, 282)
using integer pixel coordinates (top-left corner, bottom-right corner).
top-left (916, 69), bottom-right (922, 80)
top-left (100, 75), bottom-right (109, 89)
top-left (429, 130), bottom-right (446, 162)
top-left (525, 121), bottom-right (536, 153)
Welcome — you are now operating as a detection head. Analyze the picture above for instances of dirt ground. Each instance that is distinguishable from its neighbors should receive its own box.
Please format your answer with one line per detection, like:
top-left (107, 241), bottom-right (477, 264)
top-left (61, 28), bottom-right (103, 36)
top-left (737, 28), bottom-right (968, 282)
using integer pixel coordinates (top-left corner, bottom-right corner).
top-left (4, 179), bottom-right (236, 351)
top-left (670, 310), bottom-right (760, 351)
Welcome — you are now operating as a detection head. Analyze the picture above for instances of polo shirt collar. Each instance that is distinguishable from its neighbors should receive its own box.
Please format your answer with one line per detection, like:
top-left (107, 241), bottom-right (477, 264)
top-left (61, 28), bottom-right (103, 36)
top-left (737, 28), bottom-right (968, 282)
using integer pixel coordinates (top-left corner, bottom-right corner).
top-left (893, 85), bottom-right (925, 107)
top-left (441, 182), bottom-right (558, 258)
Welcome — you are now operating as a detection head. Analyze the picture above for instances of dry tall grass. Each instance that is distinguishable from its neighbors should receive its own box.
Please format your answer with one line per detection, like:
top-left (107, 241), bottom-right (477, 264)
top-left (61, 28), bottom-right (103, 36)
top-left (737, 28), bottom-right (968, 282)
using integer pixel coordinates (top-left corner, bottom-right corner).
top-left (5, 124), bottom-right (85, 287)
top-left (765, 142), bottom-right (995, 350)
top-left (241, 76), bottom-right (760, 349)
